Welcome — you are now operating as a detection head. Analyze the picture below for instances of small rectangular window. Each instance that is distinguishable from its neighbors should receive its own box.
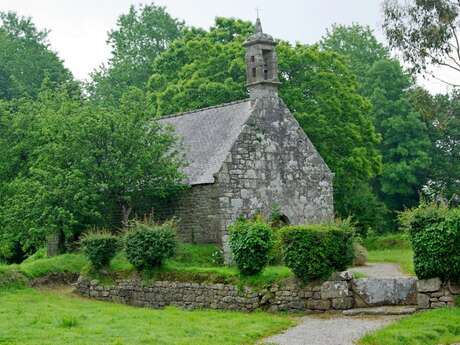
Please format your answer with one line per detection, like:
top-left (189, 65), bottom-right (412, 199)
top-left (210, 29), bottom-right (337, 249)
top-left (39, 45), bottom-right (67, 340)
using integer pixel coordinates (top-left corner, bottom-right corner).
top-left (252, 67), bottom-right (257, 78)
top-left (250, 56), bottom-right (255, 62)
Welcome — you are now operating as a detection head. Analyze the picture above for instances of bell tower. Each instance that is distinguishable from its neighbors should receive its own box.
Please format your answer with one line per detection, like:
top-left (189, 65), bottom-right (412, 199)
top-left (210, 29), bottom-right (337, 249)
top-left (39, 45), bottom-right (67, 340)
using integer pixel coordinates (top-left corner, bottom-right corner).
top-left (244, 17), bottom-right (280, 99)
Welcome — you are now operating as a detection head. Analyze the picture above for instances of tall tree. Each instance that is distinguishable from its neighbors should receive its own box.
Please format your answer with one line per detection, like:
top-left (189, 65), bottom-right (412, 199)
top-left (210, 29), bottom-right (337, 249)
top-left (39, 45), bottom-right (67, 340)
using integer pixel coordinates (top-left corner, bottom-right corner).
top-left (409, 87), bottom-right (460, 202)
top-left (0, 11), bottom-right (73, 100)
top-left (88, 3), bottom-right (183, 105)
top-left (364, 60), bottom-right (432, 211)
top-left (320, 24), bottom-right (389, 87)
top-left (383, 0), bottom-right (460, 85)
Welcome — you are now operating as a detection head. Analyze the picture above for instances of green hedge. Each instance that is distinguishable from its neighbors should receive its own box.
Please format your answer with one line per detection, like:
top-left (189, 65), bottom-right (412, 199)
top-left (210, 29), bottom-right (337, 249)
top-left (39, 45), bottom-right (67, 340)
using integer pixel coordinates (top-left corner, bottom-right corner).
top-left (81, 231), bottom-right (119, 269)
top-left (229, 219), bottom-right (273, 276)
top-left (402, 203), bottom-right (460, 281)
top-left (125, 221), bottom-right (177, 271)
top-left (280, 223), bottom-right (354, 282)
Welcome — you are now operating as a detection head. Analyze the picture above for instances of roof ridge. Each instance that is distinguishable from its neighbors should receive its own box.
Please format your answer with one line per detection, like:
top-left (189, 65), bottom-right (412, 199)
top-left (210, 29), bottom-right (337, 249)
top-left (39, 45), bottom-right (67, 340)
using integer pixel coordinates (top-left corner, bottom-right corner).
top-left (159, 98), bottom-right (251, 120)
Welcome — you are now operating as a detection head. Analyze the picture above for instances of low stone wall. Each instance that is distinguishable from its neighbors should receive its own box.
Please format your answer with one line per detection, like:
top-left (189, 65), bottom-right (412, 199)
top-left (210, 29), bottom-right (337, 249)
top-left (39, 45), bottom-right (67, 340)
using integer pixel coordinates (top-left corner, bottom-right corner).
top-left (75, 273), bottom-right (355, 312)
top-left (75, 272), bottom-right (430, 313)
top-left (417, 278), bottom-right (460, 309)
top-left (75, 274), bottom-right (458, 313)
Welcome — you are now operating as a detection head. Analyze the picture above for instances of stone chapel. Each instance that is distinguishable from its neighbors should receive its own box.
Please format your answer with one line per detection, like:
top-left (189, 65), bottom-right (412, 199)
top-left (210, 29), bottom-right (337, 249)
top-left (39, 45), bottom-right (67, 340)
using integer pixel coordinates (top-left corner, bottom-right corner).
top-left (157, 18), bottom-right (334, 257)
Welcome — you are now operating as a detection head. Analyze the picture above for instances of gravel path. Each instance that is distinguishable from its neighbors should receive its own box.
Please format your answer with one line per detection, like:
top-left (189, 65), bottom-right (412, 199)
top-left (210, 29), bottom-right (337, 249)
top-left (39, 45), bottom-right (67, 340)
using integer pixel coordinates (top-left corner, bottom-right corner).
top-left (264, 315), bottom-right (399, 345)
top-left (348, 263), bottom-right (405, 278)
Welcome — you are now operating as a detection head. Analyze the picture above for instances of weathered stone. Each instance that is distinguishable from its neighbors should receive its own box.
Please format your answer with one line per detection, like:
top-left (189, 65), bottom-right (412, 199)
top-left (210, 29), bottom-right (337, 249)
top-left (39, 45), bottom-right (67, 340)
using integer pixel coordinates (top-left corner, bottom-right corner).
top-left (431, 302), bottom-right (447, 308)
top-left (343, 306), bottom-right (417, 316)
top-left (321, 281), bottom-right (350, 299)
top-left (417, 278), bottom-right (442, 293)
top-left (332, 297), bottom-right (354, 310)
top-left (448, 281), bottom-right (460, 295)
top-left (417, 293), bottom-right (430, 309)
top-left (307, 299), bottom-right (331, 311)
top-left (439, 296), bottom-right (454, 302)
top-left (352, 278), bottom-right (417, 306)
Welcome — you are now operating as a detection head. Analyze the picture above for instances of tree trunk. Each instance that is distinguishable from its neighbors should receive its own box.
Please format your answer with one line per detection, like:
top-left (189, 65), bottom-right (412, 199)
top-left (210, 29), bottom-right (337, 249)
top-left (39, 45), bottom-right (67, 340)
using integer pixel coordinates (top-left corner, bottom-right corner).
top-left (121, 204), bottom-right (132, 228)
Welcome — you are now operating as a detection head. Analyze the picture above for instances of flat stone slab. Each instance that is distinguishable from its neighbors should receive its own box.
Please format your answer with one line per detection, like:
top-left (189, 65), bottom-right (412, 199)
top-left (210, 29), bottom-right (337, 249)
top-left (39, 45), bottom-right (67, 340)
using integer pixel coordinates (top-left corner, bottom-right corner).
top-left (263, 315), bottom-right (399, 345)
top-left (352, 278), bottom-right (417, 306)
top-left (343, 306), bottom-right (417, 316)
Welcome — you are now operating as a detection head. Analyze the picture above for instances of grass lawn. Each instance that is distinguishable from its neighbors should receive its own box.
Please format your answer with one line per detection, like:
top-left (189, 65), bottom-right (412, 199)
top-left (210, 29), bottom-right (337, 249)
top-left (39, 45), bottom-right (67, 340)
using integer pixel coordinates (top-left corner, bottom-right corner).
top-left (0, 243), bottom-right (293, 289)
top-left (359, 307), bottom-right (460, 345)
top-left (363, 234), bottom-right (415, 275)
top-left (0, 288), bottom-right (295, 345)
top-left (367, 249), bottom-right (415, 275)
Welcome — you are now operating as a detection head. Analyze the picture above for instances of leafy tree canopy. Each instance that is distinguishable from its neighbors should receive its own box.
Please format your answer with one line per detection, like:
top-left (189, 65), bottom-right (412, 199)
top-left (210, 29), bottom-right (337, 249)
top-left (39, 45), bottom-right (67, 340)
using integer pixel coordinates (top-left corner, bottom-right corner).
top-left (88, 3), bottom-right (184, 106)
top-left (383, 0), bottom-right (460, 84)
top-left (320, 23), bottom-right (389, 87)
top-left (364, 60), bottom-right (432, 211)
top-left (0, 11), bottom-right (72, 100)
top-left (0, 85), bottom-right (185, 261)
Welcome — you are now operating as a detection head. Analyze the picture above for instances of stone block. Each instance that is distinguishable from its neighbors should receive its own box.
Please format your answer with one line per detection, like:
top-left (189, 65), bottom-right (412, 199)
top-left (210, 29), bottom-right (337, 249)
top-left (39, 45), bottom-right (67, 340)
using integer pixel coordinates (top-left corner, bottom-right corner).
top-left (352, 278), bottom-right (417, 306)
top-left (307, 299), bottom-right (331, 310)
top-left (321, 281), bottom-right (350, 299)
top-left (448, 281), bottom-right (460, 295)
top-left (439, 296), bottom-right (454, 303)
top-left (417, 293), bottom-right (430, 309)
top-left (332, 297), bottom-right (353, 310)
top-left (431, 302), bottom-right (447, 309)
top-left (417, 278), bottom-right (442, 293)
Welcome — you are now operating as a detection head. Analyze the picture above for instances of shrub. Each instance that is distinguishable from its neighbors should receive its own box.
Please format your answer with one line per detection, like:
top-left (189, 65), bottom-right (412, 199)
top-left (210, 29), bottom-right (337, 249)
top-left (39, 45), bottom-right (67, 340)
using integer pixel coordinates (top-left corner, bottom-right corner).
top-left (401, 202), bottom-right (460, 281)
top-left (353, 242), bottom-right (368, 266)
top-left (280, 223), bottom-right (354, 282)
top-left (229, 219), bottom-right (273, 276)
top-left (81, 231), bottom-right (119, 269)
top-left (124, 220), bottom-right (177, 271)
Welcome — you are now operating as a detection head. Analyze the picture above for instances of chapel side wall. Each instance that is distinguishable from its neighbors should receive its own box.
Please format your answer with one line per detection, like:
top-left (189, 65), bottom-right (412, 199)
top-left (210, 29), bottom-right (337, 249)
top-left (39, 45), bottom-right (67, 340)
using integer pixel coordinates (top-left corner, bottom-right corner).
top-left (216, 97), bottom-right (334, 254)
top-left (154, 184), bottom-right (222, 244)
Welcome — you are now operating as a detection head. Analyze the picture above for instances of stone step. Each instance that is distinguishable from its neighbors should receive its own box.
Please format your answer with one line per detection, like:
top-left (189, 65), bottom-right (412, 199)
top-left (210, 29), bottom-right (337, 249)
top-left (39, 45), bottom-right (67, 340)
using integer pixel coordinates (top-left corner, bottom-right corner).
top-left (343, 306), bottom-right (417, 316)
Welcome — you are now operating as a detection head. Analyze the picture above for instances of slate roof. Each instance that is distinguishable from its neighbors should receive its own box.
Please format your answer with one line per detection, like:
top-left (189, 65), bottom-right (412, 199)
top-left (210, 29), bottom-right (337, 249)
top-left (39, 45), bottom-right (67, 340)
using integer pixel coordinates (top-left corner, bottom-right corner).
top-left (159, 99), bottom-right (252, 185)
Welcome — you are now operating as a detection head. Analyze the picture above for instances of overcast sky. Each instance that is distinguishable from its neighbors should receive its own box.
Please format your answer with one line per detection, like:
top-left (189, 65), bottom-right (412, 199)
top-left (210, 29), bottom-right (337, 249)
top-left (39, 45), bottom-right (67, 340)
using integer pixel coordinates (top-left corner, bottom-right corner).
top-left (0, 0), bottom-right (452, 94)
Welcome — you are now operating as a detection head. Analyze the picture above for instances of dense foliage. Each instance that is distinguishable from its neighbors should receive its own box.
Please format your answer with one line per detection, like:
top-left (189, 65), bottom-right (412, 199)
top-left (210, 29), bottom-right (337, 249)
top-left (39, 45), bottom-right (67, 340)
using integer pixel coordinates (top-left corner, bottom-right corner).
top-left (280, 223), bottom-right (354, 282)
top-left (228, 219), bottom-right (273, 276)
top-left (383, 0), bottom-right (460, 83)
top-left (0, 12), bottom-right (72, 100)
top-left (124, 221), bottom-right (177, 270)
top-left (401, 203), bottom-right (460, 281)
top-left (0, 86), bottom-right (184, 261)
top-left (81, 231), bottom-right (119, 269)
top-left (88, 4), bottom-right (183, 106)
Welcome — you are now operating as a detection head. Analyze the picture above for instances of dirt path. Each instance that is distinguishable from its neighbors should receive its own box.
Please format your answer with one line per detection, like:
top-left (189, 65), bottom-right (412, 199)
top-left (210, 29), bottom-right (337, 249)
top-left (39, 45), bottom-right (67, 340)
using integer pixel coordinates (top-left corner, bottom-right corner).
top-left (263, 315), bottom-right (399, 345)
top-left (348, 263), bottom-right (405, 278)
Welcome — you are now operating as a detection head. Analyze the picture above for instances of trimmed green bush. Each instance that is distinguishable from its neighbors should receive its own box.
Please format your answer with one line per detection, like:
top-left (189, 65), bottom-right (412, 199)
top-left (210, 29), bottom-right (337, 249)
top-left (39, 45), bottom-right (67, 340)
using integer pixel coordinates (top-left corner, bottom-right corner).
top-left (81, 231), bottom-right (118, 269)
top-left (125, 221), bottom-right (177, 271)
top-left (280, 223), bottom-right (354, 282)
top-left (401, 203), bottom-right (460, 281)
top-left (229, 219), bottom-right (273, 276)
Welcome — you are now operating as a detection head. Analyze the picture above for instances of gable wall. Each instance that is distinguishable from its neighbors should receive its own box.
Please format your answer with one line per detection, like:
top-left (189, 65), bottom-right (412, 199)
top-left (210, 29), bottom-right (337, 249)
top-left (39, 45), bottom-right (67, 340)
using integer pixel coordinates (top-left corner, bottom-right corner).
top-left (215, 96), bottom-right (334, 256)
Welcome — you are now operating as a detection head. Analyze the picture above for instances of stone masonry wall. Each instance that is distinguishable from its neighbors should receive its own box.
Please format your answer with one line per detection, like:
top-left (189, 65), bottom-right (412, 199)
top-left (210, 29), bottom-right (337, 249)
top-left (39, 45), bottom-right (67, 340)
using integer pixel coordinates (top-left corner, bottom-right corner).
top-left (417, 278), bottom-right (460, 309)
top-left (216, 96), bottom-right (334, 256)
top-left (154, 184), bottom-right (222, 244)
top-left (76, 273), bottom-right (448, 313)
top-left (75, 272), bottom-right (355, 312)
